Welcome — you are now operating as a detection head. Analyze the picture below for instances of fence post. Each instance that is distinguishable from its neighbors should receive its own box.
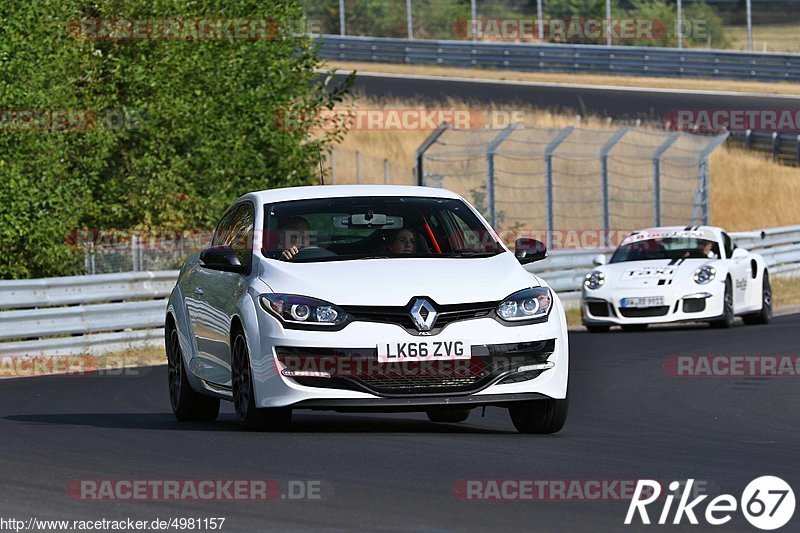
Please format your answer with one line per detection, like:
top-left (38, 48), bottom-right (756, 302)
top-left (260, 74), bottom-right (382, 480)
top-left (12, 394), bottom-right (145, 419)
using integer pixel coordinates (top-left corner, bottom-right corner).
top-left (131, 235), bottom-right (139, 272)
top-left (384, 158), bottom-right (389, 184)
top-left (543, 126), bottom-right (575, 249)
top-left (772, 132), bottom-right (781, 161)
top-left (355, 151), bottom-right (360, 184)
top-left (414, 122), bottom-right (450, 186)
top-left (485, 124), bottom-right (517, 228)
top-left (599, 127), bottom-right (629, 247)
top-left (652, 132), bottom-right (681, 226)
top-left (694, 132), bottom-right (730, 225)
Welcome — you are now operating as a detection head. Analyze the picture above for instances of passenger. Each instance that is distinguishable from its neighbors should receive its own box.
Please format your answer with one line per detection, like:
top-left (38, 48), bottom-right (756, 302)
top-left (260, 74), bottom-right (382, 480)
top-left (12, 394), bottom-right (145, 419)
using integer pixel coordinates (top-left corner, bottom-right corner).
top-left (280, 216), bottom-right (311, 260)
top-left (388, 228), bottom-right (416, 254)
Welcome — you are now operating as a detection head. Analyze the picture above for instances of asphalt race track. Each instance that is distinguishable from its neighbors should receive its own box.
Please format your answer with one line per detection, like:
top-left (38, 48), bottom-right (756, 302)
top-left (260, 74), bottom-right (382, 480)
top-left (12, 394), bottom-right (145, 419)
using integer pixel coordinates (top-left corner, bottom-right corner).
top-left (0, 314), bottom-right (798, 532)
top-left (333, 72), bottom-right (800, 121)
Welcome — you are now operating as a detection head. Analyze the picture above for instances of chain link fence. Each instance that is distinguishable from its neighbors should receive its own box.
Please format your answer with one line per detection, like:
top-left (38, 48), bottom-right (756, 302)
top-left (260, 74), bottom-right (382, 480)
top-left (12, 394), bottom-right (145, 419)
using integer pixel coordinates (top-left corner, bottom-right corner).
top-left (416, 124), bottom-right (728, 248)
top-left (327, 147), bottom-right (414, 185)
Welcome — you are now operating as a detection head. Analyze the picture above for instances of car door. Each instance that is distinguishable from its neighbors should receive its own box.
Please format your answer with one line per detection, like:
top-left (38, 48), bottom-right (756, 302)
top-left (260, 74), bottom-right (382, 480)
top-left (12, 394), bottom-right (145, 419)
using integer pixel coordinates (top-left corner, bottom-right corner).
top-left (722, 232), bottom-right (749, 310)
top-left (198, 202), bottom-right (255, 385)
top-left (186, 204), bottom-right (252, 385)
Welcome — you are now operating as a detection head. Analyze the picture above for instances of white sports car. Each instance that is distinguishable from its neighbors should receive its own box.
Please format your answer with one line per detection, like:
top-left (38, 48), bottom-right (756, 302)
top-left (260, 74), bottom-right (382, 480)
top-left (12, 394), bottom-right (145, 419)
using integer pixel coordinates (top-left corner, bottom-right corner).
top-left (166, 185), bottom-right (569, 433)
top-left (581, 226), bottom-right (772, 332)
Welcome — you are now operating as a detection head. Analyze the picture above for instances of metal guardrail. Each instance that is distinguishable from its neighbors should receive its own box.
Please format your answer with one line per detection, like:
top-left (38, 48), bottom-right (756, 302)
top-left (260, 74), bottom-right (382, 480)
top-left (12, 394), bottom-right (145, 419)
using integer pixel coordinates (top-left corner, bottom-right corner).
top-left (318, 35), bottom-right (800, 82)
top-left (0, 225), bottom-right (797, 357)
top-left (727, 131), bottom-right (800, 166)
top-left (0, 272), bottom-right (176, 357)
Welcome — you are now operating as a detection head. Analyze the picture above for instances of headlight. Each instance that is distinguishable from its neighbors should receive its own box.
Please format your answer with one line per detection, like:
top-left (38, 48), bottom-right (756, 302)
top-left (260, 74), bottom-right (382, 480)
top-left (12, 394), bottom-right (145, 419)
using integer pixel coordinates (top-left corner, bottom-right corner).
top-left (693, 265), bottom-right (716, 285)
top-left (584, 270), bottom-right (605, 290)
top-left (260, 294), bottom-right (348, 327)
top-left (496, 287), bottom-right (553, 322)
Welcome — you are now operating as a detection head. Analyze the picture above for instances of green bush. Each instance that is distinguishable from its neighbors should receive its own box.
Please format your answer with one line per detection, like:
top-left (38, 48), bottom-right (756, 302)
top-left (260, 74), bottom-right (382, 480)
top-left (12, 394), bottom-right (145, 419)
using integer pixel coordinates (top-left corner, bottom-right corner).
top-left (0, 0), bottom-right (351, 279)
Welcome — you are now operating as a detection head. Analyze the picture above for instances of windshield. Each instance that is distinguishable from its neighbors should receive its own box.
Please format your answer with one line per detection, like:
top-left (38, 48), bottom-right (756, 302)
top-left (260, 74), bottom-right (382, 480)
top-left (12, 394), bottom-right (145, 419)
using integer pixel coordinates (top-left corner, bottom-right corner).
top-left (261, 196), bottom-right (505, 263)
top-left (610, 236), bottom-right (721, 263)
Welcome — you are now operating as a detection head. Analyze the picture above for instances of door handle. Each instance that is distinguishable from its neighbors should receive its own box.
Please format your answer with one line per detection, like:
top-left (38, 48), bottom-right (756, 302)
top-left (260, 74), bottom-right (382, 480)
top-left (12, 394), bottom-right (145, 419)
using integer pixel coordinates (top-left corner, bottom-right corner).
top-left (194, 287), bottom-right (204, 296)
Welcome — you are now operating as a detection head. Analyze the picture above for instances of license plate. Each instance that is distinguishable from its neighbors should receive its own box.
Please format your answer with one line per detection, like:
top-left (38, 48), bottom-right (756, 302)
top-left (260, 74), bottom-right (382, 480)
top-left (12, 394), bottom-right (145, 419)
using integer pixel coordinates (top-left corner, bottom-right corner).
top-left (377, 340), bottom-right (471, 362)
top-left (620, 296), bottom-right (664, 308)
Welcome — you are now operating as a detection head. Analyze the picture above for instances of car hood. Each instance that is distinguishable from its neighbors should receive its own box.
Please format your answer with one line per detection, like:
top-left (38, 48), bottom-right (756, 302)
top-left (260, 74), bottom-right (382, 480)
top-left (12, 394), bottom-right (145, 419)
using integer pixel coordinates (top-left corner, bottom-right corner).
top-left (258, 253), bottom-right (539, 306)
top-left (600, 258), bottom-right (716, 289)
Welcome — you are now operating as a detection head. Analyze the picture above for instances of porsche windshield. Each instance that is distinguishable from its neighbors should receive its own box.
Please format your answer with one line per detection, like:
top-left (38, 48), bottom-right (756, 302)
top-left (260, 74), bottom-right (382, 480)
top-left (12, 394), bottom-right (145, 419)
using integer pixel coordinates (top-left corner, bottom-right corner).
top-left (610, 236), bottom-right (720, 263)
top-left (262, 196), bottom-right (505, 262)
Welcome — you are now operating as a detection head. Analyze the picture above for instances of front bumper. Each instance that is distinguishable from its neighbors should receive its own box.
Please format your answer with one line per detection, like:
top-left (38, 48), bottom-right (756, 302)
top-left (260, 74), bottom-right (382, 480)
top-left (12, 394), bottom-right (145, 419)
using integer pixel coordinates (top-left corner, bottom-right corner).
top-left (249, 299), bottom-right (569, 408)
top-left (581, 281), bottom-right (726, 326)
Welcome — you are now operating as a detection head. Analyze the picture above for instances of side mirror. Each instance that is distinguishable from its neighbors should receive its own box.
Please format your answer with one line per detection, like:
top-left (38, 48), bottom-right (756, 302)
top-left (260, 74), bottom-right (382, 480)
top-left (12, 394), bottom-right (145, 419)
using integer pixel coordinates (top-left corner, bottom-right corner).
top-left (514, 238), bottom-right (548, 264)
top-left (731, 247), bottom-right (748, 260)
top-left (593, 254), bottom-right (607, 266)
top-left (200, 246), bottom-right (246, 273)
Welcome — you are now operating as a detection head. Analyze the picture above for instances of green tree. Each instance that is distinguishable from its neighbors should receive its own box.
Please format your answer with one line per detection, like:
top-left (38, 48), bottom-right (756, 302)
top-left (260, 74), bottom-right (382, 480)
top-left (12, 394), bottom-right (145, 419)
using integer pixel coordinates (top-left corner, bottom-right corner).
top-left (0, 0), bottom-right (351, 278)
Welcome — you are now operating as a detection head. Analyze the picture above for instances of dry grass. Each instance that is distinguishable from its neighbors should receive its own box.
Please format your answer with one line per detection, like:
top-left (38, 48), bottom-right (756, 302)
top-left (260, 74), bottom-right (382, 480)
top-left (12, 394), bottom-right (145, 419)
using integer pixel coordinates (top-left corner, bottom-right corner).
top-left (773, 276), bottom-right (800, 311)
top-left (727, 24), bottom-right (800, 54)
top-left (329, 97), bottom-right (800, 231)
top-left (0, 346), bottom-right (165, 379)
top-left (325, 61), bottom-right (800, 96)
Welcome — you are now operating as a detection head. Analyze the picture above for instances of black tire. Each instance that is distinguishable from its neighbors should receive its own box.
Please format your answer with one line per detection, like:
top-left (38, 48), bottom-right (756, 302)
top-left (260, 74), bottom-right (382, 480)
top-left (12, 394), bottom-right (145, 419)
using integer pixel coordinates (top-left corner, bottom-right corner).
top-left (710, 278), bottom-right (735, 329)
top-left (743, 272), bottom-right (772, 325)
top-left (231, 328), bottom-right (292, 431)
top-left (621, 324), bottom-right (648, 332)
top-left (508, 397), bottom-right (568, 434)
top-left (426, 408), bottom-right (471, 423)
top-left (166, 321), bottom-right (220, 422)
top-left (585, 325), bottom-right (610, 333)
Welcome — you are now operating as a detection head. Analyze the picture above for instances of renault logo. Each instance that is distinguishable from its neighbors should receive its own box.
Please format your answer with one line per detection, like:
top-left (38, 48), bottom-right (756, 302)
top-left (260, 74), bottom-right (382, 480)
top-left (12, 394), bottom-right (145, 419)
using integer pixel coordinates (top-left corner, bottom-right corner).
top-left (410, 298), bottom-right (437, 331)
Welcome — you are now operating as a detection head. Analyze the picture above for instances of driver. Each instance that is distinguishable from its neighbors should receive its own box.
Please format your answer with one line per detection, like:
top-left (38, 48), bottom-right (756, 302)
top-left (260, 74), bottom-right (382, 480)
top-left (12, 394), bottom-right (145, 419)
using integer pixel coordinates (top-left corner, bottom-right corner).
top-left (279, 216), bottom-right (311, 260)
top-left (388, 228), bottom-right (416, 254)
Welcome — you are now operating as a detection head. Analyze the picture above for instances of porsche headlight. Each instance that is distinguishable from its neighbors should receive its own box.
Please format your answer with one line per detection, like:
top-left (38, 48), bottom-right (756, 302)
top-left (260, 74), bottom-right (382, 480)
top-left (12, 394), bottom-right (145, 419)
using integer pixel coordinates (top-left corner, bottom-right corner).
top-left (693, 265), bottom-right (716, 285)
top-left (497, 287), bottom-right (553, 322)
top-left (584, 270), bottom-right (605, 290)
top-left (261, 294), bottom-right (348, 327)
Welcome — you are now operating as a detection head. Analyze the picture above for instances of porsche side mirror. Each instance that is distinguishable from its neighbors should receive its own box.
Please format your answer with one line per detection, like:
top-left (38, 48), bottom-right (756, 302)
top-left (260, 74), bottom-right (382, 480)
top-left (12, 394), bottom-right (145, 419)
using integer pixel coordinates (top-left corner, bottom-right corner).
top-left (731, 247), bottom-right (748, 260)
top-left (592, 254), bottom-right (607, 266)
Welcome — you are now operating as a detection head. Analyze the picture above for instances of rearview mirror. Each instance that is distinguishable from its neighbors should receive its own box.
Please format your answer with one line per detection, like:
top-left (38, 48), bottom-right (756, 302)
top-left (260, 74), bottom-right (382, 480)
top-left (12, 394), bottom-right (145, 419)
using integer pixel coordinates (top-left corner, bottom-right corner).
top-left (200, 247), bottom-right (246, 273)
top-left (593, 254), bottom-right (607, 266)
top-left (514, 238), bottom-right (548, 264)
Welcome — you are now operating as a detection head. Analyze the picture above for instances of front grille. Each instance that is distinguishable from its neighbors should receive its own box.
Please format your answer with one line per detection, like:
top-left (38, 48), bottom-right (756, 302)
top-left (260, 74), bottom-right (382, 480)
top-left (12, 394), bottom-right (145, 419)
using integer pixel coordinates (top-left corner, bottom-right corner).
top-left (341, 301), bottom-right (498, 334)
top-left (682, 298), bottom-right (706, 313)
top-left (276, 339), bottom-right (555, 396)
top-left (619, 306), bottom-right (670, 318)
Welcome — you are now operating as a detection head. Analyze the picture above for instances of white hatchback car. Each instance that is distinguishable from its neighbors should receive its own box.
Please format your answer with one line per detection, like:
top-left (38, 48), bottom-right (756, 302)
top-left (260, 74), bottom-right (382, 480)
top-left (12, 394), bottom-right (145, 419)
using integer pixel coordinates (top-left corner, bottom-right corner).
top-left (166, 185), bottom-right (569, 433)
top-left (581, 226), bottom-right (772, 332)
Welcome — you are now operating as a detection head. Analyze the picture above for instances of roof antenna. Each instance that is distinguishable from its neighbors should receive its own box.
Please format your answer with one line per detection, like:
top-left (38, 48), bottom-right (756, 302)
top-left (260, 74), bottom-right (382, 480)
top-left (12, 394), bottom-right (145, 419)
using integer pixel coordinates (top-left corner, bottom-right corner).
top-left (317, 145), bottom-right (325, 186)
